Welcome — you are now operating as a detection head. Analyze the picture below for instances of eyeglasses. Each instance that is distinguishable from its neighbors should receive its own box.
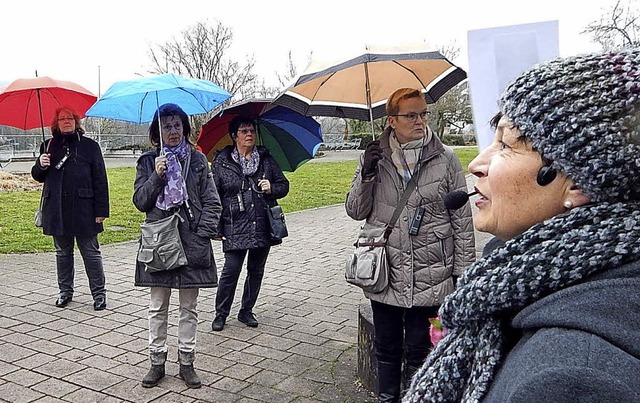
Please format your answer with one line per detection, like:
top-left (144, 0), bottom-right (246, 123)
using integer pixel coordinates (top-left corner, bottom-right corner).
top-left (58, 117), bottom-right (75, 122)
top-left (391, 111), bottom-right (431, 122)
top-left (238, 128), bottom-right (256, 135)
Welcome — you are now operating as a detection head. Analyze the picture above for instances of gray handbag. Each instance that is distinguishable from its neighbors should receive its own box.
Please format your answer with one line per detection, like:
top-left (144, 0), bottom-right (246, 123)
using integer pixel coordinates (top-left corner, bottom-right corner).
top-left (137, 212), bottom-right (188, 272)
top-left (345, 163), bottom-right (424, 293)
top-left (136, 152), bottom-right (190, 273)
top-left (34, 190), bottom-right (43, 228)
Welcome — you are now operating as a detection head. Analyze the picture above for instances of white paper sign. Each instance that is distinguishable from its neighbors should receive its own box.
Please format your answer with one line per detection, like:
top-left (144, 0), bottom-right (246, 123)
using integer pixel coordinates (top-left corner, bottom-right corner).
top-left (467, 21), bottom-right (559, 151)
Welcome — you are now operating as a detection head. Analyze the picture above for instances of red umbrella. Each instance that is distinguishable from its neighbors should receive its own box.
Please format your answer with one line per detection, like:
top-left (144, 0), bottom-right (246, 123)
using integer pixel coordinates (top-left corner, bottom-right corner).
top-left (0, 76), bottom-right (97, 141)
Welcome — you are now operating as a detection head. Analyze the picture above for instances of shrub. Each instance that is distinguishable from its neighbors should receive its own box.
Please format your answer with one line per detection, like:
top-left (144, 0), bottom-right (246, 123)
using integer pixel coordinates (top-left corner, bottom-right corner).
top-left (441, 135), bottom-right (466, 146)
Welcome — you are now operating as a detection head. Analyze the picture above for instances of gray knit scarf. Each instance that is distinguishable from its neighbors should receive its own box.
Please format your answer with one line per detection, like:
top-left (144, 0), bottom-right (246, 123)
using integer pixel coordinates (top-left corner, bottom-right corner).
top-left (403, 201), bottom-right (640, 403)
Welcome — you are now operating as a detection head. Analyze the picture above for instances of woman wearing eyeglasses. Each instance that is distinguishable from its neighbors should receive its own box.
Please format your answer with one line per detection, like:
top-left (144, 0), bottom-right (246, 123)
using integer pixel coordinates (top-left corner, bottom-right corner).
top-left (345, 88), bottom-right (475, 402)
top-left (210, 115), bottom-right (289, 332)
top-left (31, 106), bottom-right (110, 311)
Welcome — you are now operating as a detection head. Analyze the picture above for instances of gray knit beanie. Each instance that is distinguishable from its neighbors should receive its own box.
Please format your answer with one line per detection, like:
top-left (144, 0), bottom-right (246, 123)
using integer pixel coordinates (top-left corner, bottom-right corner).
top-left (500, 47), bottom-right (640, 202)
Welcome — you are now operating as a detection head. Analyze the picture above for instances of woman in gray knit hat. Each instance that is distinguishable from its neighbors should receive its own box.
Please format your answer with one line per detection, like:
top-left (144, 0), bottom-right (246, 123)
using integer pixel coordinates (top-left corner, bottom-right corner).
top-left (404, 47), bottom-right (640, 402)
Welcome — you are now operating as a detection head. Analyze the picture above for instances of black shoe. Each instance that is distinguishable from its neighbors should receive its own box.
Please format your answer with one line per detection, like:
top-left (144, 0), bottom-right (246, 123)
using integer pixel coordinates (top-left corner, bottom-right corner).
top-left (141, 364), bottom-right (165, 388)
top-left (55, 296), bottom-right (72, 308)
top-left (93, 296), bottom-right (107, 311)
top-left (179, 364), bottom-right (201, 389)
top-left (237, 311), bottom-right (258, 328)
top-left (211, 314), bottom-right (226, 331)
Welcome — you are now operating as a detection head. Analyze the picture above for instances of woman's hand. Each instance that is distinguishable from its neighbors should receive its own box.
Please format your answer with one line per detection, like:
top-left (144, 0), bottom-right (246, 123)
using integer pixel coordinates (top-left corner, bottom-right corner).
top-left (155, 156), bottom-right (168, 177)
top-left (39, 153), bottom-right (51, 168)
top-left (258, 179), bottom-right (271, 194)
top-left (95, 217), bottom-right (106, 224)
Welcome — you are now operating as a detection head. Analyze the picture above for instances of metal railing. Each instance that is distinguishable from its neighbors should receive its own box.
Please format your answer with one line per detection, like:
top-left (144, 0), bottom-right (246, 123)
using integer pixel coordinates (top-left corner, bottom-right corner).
top-left (0, 134), bottom-right (150, 158)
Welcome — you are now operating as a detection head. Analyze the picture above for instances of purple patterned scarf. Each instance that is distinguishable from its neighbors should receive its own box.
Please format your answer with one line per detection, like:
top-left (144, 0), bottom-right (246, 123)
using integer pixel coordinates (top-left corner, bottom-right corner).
top-left (155, 139), bottom-right (190, 210)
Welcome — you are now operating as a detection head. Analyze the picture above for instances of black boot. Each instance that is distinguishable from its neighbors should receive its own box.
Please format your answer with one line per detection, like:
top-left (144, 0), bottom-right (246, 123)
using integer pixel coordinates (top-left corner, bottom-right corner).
top-left (141, 352), bottom-right (166, 388)
top-left (377, 360), bottom-right (402, 403)
top-left (178, 351), bottom-right (201, 389)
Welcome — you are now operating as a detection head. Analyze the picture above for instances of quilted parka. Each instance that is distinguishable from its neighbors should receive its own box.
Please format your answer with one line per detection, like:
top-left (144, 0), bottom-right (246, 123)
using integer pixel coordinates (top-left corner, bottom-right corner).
top-left (212, 145), bottom-right (289, 252)
top-left (345, 127), bottom-right (475, 308)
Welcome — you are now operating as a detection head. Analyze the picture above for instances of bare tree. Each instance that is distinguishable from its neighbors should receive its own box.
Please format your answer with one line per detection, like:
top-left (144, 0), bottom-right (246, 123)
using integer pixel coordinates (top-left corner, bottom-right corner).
top-left (147, 20), bottom-right (259, 133)
top-left (583, 0), bottom-right (640, 50)
top-left (260, 50), bottom-right (311, 98)
top-left (429, 43), bottom-right (473, 138)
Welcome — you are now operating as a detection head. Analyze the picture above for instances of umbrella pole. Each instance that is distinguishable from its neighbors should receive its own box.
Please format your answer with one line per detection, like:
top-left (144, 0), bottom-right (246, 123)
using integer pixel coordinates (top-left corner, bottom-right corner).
top-left (36, 89), bottom-right (46, 143)
top-left (155, 92), bottom-right (163, 151)
top-left (363, 62), bottom-right (376, 140)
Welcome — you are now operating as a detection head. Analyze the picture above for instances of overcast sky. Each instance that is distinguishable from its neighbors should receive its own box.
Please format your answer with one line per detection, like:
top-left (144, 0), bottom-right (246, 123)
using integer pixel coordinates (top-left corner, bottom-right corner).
top-left (1, 0), bottom-right (612, 95)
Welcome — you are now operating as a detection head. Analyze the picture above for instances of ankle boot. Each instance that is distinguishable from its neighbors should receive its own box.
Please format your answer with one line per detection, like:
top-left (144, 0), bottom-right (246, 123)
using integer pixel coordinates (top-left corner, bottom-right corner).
top-left (377, 360), bottom-right (402, 403)
top-left (178, 350), bottom-right (201, 389)
top-left (141, 351), bottom-right (166, 388)
top-left (179, 364), bottom-right (202, 388)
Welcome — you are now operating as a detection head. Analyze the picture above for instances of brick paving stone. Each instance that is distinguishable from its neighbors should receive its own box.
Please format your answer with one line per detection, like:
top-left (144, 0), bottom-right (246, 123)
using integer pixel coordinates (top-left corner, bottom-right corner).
top-left (0, 381), bottom-right (45, 403)
top-left (3, 368), bottom-right (48, 387)
top-left (34, 358), bottom-right (85, 379)
top-left (30, 377), bottom-right (80, 398)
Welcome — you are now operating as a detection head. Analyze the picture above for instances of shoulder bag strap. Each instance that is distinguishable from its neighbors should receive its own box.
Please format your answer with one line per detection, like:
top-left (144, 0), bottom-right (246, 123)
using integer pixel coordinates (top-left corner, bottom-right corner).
top-left (384, 163), bottom-right (426, 239)
top-left (181, 151), bottom-right (195, 221)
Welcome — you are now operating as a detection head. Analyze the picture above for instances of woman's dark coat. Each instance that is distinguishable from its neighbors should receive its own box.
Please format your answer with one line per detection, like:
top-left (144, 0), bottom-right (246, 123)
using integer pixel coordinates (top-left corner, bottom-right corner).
top-left (31, 131), bottom-right (109, 237)
top-left (482, 260), bottom-right (640, 402)
top-left (133, 148), bottom-right (222, 289)
top-left (212, 145), bottom-right (289, 252)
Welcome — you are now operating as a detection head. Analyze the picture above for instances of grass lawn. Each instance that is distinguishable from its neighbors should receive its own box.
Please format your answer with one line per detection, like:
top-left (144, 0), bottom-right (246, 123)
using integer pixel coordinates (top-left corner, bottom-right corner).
top-left (0, 147), bottom-right (477, 254)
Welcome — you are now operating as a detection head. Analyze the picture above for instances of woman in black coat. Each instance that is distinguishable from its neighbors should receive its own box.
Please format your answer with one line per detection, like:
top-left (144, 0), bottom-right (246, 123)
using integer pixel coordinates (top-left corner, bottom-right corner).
top-left (133, 103), bottom-right (221, 389)
top-left (31, 107), bottom-right (109, 311)
top-left (210, 115), bottom-right (289, 331)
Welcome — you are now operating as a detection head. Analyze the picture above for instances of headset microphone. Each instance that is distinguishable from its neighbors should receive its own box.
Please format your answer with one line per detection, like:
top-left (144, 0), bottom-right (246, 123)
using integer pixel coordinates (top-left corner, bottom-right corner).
top-left (443, 190), bottom-right (478, 210)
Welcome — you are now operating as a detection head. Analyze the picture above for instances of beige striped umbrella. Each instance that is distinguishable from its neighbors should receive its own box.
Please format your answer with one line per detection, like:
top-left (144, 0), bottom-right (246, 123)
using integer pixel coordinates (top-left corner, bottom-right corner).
top-left (273, 48), bottom-right (466, 135)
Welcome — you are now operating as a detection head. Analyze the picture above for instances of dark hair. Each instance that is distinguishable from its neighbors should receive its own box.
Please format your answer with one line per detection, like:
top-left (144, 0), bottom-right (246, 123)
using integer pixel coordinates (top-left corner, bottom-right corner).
top-left (228, 115), bottom-right (257, 142)
top-left (50, 106), bottom-right (85, 135)
top-left (148, 103), bottom-right (193, 147)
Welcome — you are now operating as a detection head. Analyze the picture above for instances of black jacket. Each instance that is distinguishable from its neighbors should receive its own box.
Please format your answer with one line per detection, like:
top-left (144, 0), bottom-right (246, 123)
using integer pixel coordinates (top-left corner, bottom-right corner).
top-left (482, 260), bottom-right (640, 402)
top-left (31, 131), bottom-right (109, 237)
top-left (212, 145), bottom-right (289, 252)
top-left (133, 148), bottom-right (222, 288)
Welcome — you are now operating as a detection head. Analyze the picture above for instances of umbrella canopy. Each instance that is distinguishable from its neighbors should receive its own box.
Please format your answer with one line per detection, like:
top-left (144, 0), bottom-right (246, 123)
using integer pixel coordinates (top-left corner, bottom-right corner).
top-left (85, 73), bottom-right (231, 124)
top-left (197, 98), bottom-right (322, 172)
top-left (273, 50), bottom-right (467, 125)
top-left (0, 76), bottom-right (97, 140)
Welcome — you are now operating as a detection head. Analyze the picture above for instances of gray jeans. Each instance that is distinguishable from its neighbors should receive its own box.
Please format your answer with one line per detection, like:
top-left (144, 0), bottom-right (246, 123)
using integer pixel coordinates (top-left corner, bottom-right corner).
top-left (53, 235), bottom-right (106, 299)
top-left (148, 287), bottom-right (199, 355)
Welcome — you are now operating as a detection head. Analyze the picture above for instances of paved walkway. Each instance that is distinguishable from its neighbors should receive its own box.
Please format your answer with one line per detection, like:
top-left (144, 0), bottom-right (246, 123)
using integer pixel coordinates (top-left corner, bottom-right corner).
top-left (0, 151), bottom-right (488, 403)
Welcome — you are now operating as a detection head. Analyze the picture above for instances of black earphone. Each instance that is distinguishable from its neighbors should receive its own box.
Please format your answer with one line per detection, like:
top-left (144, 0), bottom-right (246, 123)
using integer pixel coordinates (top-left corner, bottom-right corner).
top-left (537, 166), bottom-right (557, 186)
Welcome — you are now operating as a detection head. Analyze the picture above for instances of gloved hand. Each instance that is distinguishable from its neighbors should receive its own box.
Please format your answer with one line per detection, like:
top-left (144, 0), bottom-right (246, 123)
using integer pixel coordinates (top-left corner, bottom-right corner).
top-left (361, 140), bottom-right (382, 179)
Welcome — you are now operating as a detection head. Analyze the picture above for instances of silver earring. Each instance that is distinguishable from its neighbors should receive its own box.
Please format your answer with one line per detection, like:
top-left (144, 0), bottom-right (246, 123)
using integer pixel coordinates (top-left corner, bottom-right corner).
top-left (563, 200), bottom-right (573, 209)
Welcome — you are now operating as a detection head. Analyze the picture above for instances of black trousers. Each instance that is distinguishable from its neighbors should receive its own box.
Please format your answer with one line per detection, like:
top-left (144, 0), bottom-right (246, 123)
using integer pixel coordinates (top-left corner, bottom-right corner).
top-left (53, 235), bottom-right (106, 299)
top-left (214, 247), bottom-right (270, 317)
top-left (370, 300), bottom-right (438, 370)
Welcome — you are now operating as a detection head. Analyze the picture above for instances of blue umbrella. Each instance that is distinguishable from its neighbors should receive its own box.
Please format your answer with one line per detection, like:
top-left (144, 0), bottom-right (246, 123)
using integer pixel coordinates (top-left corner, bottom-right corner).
top-left (85, 73), bottom-right (231, 124)
top-left (197, 98), bottom-right (322, 172)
